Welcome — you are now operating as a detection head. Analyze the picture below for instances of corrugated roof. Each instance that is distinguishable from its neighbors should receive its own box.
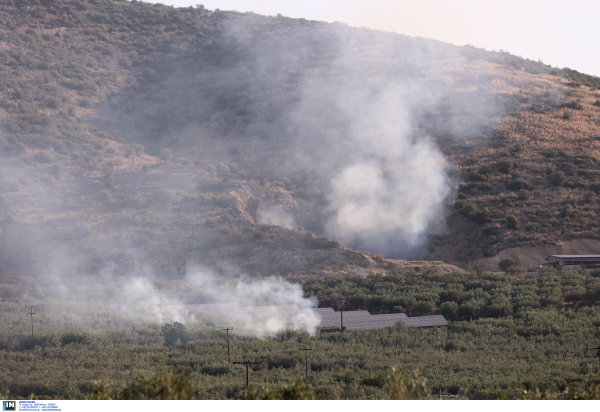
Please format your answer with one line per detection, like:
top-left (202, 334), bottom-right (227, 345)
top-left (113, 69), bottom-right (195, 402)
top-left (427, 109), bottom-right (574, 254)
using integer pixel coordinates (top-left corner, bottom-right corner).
top-left (401, 315), bottom-right (449, 328)
top-left (162, 304), bottom-right (448, 330)
top-left (546, 255), bottom-right (600, 259)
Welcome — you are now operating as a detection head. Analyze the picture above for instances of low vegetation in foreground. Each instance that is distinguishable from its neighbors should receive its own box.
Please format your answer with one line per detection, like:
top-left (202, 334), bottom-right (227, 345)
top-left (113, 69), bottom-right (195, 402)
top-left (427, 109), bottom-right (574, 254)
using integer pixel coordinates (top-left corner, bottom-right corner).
top-left (1, 268), bottom-right (599, 399)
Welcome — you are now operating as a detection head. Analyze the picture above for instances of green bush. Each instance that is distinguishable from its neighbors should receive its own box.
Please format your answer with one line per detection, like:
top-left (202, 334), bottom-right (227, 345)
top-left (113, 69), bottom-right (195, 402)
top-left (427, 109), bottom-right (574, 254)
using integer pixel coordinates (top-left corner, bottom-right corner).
top-left (304, 236), bottom-right (341, 249)
top-left (542, 148), bottom-right (566, 158)
top-left (413, 300), bottom-right (435, 315)
top-left (161, 322), bottom-right (187, 346)
top-left (439, 301), bottom-right (458, 316)
top-left (458, 298), bottom-right (486, 316)
top-left (517, 189), bottom-right (531, 201)
top-left (560, 204), bottom-right (574, 218)
top-left (548, 171), bottom-right (566, 186)
top-left (590, 182), bottom-right (600, 194)
top-left (496, 158), bottom-right (515, 174)
top-left (87, 368), bottom-right (196, 400)
top-left (385, 369), bottom-right (431, 400)
top-left (506, 266), bottom-right (527, 274)
top-left (506, 178), bottom-right (533, 192)
top-left (505, 215), bottom-right (519, 229)
top-left (60, 331), bottom-right (91, 346)
top-left (499, 258), bottom-right (517, 270)
top-left (248, 378), bottom-right (321, 400)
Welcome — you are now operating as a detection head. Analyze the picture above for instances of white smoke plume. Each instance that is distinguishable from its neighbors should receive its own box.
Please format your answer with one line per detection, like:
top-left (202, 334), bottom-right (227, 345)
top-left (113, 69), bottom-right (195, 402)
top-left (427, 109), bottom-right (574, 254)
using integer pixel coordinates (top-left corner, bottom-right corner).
top-left (91, 264), bottom-right (320, 337)
top-left (182, 265), bottom-right (320, 337)
top-left (281, 76), bottom-right (453, 257)
top-left (256, 202), bottom-right (297, 229)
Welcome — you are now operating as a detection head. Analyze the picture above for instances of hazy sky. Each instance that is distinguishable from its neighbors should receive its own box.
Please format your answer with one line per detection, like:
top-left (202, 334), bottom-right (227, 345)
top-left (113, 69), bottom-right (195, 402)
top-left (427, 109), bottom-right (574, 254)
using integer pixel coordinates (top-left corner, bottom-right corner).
top-left (159, 0), bottom-right (600, 77)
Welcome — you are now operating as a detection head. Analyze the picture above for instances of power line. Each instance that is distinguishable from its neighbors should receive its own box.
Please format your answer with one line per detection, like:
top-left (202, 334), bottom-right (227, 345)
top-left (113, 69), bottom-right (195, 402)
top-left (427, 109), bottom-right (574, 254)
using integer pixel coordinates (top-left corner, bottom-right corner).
top-left (221, 327), bottom-right (233, 364)
top-left (233, 359), bottom-right (262, 389)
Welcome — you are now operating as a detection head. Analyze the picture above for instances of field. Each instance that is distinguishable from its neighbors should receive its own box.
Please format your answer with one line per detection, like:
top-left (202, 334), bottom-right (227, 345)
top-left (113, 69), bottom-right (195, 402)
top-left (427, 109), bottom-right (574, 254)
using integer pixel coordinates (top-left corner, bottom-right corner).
top-left (1, 268), bottom-right (600, 400)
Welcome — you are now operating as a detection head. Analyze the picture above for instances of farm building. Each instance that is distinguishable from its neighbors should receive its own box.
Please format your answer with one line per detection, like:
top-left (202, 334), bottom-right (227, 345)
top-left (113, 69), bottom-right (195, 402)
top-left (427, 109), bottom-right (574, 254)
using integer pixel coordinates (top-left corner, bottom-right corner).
top-left (541, 255), bottom-right (600, 270)
top-left (161, 303), bottom-right (447, 331)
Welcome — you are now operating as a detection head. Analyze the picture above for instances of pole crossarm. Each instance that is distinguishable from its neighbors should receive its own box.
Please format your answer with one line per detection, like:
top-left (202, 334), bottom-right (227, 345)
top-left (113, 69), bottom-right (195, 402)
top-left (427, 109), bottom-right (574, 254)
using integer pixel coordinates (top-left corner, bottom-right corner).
top-left (233, 359), bottom-right (262, 389)
top-left (26, 306), bottom-right (37, 339)
top-left (299, 348), bottom-right (312, 388)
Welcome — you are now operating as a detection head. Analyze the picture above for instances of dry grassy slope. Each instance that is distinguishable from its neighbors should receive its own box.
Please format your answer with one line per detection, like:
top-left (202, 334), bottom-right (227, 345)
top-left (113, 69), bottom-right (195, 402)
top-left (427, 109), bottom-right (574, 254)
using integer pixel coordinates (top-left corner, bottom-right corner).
top-left (426, 69), bottom-right (600, 269)
top-left (0, 151), bottom-right (461, 278)
top-left (0, 0), bottom-right (600, 277)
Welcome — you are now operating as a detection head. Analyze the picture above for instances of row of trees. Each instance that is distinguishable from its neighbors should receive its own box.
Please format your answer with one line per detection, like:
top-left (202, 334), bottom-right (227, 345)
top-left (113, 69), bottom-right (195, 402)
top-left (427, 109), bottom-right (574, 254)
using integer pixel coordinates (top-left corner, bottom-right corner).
top-left (1, 267), bottom-right (600, 399)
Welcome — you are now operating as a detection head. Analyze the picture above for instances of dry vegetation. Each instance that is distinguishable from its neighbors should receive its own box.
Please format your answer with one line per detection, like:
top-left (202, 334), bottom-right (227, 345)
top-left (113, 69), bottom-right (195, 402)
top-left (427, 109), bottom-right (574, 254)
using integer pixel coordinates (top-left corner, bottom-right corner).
top-left (428, 73), bottom-right (600, 265)
top-left (1, 0), bottom-right (600, 276)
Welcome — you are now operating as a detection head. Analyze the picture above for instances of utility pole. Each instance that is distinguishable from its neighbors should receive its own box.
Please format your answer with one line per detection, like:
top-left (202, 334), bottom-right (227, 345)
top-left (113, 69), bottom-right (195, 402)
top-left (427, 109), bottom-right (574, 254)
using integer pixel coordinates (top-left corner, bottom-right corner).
top-left (221, 327), bottom-right (233, 364)
top-left (26, 306), bottom-right (37, 339)
top-left (233, 359), bottom-right (261, 389)
top-left (299, 348), bottom-right (312, 389)
top-left (339, 295), bottom-right (345, 333)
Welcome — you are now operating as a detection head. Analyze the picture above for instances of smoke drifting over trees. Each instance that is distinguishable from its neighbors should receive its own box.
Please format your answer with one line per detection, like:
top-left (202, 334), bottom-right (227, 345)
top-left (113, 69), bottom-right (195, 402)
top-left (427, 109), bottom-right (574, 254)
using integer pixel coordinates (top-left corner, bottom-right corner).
top-left (2, 0), bottom-right (599, 319)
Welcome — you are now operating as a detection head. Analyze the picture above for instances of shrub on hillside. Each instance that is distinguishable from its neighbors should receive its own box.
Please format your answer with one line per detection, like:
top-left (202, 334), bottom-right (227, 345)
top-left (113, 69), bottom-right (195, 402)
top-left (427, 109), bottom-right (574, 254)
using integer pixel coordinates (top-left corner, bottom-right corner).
top-left (499, 258), bottom-right (517, 270)
top-left (560, 204), bottom-right (574, 218)
top-left (563, 177), bottom-right (587, 188)
top-left (506, 266), bottom-right (527, 275)
top-left (496, 158), bottom-right (515, 174)
top-left (506, 178), bottom-right (533, 191)
top-left (517, 189), bottom-right (531, 201)
top-left (460, 204), bottom-right (500, 224)
top-left (548, 171), bottom-right (566, 186)
top-left (470, 169), bottom-right (493, 182)
top-left (506, 215), bottom-right (519, 229)
top-left (305, 237), bottom-right (341, 249)
top-left (482, 248), bottom-right (497, 257)
top-left (542, 148), bottom-right (566, 158)
top-left (590, 182), bottom-right (600, 194)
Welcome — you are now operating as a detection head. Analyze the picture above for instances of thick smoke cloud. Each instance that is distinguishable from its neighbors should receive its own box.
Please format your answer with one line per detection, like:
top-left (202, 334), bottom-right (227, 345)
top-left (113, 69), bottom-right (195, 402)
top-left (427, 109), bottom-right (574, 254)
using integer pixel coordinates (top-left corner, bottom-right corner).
top-left (277, 74), bottom-right (453, 257)
top-left (184, 266), bottom-right (320, 337)
top-left (208, 20), bottom-right (469, 258)
top-left (79, 263), bottom-right (319, 337)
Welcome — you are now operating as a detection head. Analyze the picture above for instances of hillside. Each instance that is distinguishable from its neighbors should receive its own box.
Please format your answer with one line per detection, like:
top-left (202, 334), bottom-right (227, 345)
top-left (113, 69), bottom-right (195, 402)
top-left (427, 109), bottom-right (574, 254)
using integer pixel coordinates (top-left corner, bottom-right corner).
top-left (1, 0), bottom-right (600, 282)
